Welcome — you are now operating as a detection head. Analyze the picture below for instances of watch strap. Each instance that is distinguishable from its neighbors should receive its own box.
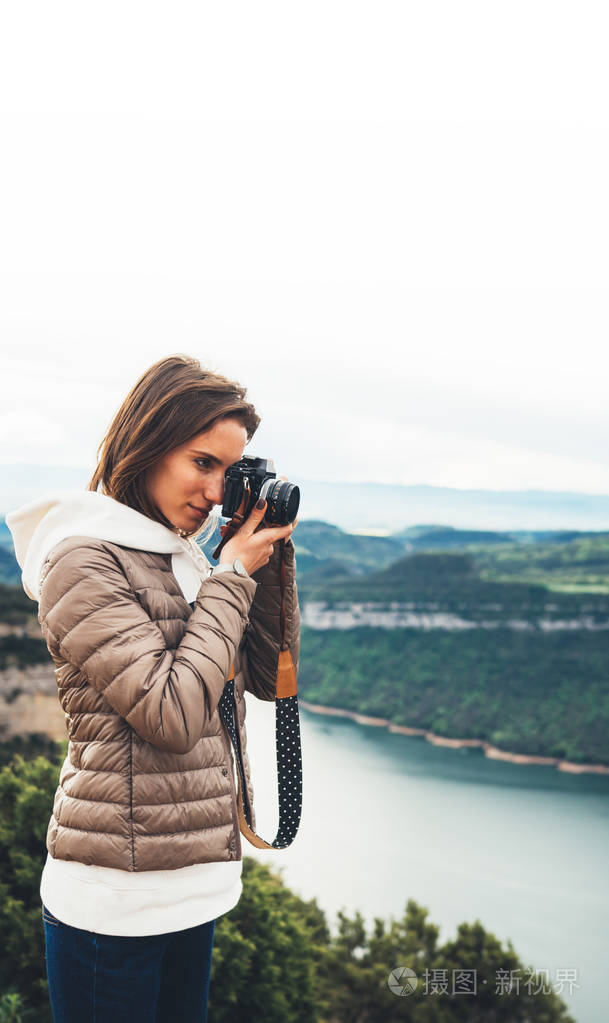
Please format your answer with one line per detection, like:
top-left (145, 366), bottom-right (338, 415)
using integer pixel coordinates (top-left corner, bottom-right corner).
top-left (211, 559), bottom-right (248, 578)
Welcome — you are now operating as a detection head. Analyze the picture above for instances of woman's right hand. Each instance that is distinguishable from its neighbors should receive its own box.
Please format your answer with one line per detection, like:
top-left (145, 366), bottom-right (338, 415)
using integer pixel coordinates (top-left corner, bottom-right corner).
top-left (218, 500), bottom-right (298, 576)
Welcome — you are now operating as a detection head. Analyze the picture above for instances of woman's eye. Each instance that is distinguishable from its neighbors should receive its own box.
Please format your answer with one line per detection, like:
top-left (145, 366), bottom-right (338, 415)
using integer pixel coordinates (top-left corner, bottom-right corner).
top-left (195, 458), bottom-right (211, 469)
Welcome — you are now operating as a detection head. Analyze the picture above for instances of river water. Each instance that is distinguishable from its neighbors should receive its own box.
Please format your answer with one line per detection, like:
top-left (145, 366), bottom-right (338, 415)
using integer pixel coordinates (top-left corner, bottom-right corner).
top-left (243, 694), bottom-right (609, 1023)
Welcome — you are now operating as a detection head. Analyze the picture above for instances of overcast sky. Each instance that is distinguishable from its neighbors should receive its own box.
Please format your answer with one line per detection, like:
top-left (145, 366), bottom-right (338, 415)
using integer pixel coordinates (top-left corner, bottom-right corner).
top-left (1, 1), bottom-right (608, 496)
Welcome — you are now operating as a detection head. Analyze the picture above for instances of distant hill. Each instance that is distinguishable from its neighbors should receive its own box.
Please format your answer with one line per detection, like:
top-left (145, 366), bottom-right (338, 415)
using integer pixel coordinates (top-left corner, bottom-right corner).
top-left (4, 512), bottom-right (609, 594)
top-left (288, 520), bottom-right (405, 576)
top-left (298, 544), bottom-right (609, 613)
top-left (299, 549), bottom-right (595, 616)
top-left (393, 523), bottom-right (609, 549)
top-left (395, 525), bottom-right (511, 549)
top-left (293, 523), bottom-right (609, 597)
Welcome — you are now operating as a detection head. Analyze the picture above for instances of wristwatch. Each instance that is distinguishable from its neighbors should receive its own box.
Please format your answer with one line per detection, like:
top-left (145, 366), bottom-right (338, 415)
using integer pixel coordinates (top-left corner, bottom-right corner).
top-left (212, 558), bottom-right (249, 578)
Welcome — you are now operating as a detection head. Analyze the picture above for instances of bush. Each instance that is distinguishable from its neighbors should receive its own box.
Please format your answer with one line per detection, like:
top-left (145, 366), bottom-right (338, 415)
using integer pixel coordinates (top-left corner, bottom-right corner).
top-left (0, 745), bottom-right (575, 1022)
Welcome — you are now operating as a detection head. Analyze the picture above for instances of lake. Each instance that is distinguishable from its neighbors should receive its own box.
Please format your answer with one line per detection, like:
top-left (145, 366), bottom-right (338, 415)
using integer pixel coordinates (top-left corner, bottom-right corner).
top-left (243, 694), bottom-right (609, 1023)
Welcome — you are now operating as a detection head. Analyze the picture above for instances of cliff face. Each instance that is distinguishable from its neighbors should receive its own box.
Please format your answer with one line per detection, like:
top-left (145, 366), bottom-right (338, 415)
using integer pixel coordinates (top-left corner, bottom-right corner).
top-left (301, 600), bottom-right (609, 631)
top-left (0, 686), bottom-right (66, 742)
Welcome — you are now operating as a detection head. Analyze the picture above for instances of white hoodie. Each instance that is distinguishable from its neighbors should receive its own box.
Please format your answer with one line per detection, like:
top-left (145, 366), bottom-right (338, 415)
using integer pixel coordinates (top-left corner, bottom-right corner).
top-left (5, 490), bottom-right (244, 936)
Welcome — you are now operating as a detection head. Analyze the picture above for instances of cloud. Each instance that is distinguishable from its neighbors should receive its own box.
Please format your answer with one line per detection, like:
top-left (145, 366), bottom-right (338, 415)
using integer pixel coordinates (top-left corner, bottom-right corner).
top-left (1, 2), bottom-right (608, 493)
top-left (0, 409), bottom-right (66, 457)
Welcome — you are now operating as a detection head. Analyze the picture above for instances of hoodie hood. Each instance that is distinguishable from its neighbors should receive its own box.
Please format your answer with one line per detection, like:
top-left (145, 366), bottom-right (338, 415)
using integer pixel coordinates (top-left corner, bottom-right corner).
top-left (5, 490), bottom-right (216, 604)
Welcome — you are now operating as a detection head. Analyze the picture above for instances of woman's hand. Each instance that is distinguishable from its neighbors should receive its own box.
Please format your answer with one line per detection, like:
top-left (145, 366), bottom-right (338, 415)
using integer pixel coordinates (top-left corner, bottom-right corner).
top-left (219, 498), bottom-right (298, 575)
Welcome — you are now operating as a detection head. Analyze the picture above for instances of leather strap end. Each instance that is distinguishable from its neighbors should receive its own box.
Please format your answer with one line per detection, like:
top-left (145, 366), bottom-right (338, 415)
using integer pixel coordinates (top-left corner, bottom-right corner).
top-left (276, 649), bottom-right (298, 698)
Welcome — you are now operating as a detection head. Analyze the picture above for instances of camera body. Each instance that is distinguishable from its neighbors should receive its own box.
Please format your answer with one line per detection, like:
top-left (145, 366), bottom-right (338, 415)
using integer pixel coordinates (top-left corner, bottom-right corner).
top-left (222, 456), bottom-right (300, 527)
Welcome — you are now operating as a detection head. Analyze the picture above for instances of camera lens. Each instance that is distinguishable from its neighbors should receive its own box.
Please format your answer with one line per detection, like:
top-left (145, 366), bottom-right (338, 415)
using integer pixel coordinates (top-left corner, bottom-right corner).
top-left (263, 479), bottom-right (300, 525)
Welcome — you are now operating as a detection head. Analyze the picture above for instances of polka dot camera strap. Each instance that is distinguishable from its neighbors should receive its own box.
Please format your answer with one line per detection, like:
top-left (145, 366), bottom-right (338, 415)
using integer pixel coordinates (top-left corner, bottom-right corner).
top-left (217, 538), bottom-right (302, 850)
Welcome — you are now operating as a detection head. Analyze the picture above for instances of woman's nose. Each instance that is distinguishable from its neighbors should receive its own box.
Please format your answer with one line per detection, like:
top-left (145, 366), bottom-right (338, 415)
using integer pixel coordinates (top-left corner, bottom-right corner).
top-left (203, 473), bottom-right (224, 506)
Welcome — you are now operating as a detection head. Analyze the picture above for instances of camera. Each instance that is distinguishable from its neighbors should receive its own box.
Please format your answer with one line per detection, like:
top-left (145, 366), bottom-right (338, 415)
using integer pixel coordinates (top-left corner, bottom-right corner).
top-left (222, 456), bottom-right (300, 526)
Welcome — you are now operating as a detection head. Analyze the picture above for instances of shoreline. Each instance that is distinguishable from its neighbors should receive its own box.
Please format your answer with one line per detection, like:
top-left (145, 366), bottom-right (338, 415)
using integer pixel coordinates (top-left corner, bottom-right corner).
top-left (299, 700), bottom-right (609, 776)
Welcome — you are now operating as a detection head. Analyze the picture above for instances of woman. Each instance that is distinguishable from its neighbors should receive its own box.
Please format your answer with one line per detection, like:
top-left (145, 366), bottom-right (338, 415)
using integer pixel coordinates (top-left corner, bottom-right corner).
top-left (5, 353), bottom-right (300, 1022)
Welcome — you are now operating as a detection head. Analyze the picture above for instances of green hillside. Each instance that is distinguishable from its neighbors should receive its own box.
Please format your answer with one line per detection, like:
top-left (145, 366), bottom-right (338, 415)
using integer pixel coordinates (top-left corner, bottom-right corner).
top-left (292, 527), bottom-right (609, 767)
top-left (472, 533), bottom-right (609, 591)
top-left (295, 523), bottom-right (609, 592)
top-left (299, 625), bottom-right (609, 765)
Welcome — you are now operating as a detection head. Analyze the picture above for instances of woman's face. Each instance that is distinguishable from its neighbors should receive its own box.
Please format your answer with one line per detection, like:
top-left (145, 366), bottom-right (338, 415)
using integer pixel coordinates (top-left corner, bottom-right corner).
top-left (144, 416), bottom-right (248, 533)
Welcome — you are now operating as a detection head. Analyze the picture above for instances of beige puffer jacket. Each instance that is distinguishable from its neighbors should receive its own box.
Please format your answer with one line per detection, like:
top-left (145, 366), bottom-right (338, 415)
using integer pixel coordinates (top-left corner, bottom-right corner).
top-left (37, 535), bottom-right (300, 872)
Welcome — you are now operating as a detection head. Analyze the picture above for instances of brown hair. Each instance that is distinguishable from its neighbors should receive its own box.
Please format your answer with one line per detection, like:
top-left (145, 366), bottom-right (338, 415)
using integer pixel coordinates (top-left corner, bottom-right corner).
top-left (87, 354), bottom-right (260, 540)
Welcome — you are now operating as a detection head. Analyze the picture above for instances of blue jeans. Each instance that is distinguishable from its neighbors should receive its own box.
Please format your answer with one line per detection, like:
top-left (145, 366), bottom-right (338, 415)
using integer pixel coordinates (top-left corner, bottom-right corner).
top-left (42, 903), bottom-right (215, 1022)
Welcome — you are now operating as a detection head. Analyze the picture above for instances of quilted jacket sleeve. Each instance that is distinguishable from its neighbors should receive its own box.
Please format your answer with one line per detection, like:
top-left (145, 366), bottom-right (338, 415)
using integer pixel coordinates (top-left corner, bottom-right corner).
top-left (38, 538), bottom-right (258, 755)
top-left (238, 535), bottom-right (300, 702)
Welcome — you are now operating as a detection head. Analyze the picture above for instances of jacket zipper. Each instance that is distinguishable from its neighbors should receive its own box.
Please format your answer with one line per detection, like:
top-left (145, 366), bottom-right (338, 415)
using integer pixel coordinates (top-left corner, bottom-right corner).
top-left (129, 729), bottom-right (135, 870)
